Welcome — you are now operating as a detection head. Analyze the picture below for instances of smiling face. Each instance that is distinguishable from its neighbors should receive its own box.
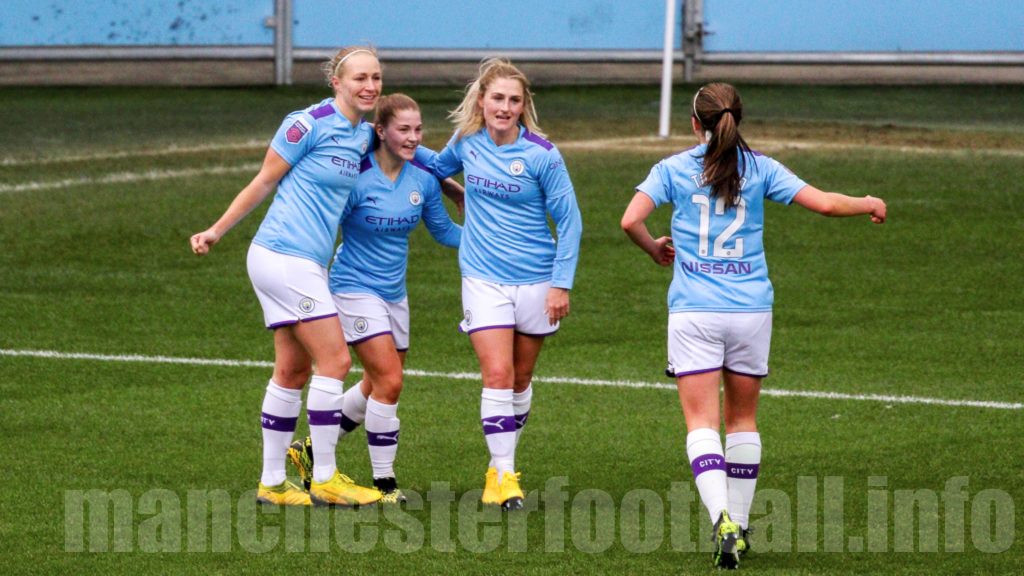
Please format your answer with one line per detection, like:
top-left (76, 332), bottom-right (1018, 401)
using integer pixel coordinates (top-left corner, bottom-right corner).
top-left (479, 76), bottom-right (525, 144)
top-left (331, 52), bottom-right (382, 122)
top-left (377, 107), bottom-right (422, 162)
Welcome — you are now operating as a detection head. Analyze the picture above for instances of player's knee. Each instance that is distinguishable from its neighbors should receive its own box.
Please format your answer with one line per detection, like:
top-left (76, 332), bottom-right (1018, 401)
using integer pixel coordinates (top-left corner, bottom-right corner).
top-left (275, 365), bottom-right (312, 389)
top-left (481, 365), bottom-right (514, 389)
top-left (373, 373), bottom-right (403, 403)
top-left (513, 370), bottom-right (533, 391)
top-left (316, 353), bottom-right (352, 381)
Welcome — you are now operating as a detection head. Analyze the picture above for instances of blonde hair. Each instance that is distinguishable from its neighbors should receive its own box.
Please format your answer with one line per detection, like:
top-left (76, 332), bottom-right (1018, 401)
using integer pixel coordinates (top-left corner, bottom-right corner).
top-left (322, 45), bottom-right (378, 86)
top-left (448, 58), bottom-right (544, 140)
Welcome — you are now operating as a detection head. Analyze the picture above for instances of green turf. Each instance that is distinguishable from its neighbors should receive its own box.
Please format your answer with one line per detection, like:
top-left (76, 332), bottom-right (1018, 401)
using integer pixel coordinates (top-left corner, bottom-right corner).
top-left (0, 84), bottom-right (1021, 574)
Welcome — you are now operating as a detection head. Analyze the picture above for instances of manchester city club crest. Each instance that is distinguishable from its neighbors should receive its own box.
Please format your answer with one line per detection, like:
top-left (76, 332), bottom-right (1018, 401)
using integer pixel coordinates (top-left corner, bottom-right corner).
top-left (298, 297), bottom-right (315, 313)
top-left (354, 318), bottom-right (369, 333)
top-left (361, 139), bottom-right (368, 154)
top-left (509, 159), bottom-right (525, 176)
top-left (464, 309), bottom-right (473, 326)
top-left (409, 190), bottom-right (422, 206)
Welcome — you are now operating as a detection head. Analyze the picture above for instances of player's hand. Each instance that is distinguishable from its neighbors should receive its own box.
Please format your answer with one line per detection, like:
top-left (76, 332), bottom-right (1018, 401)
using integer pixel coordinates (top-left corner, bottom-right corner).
top-left (866, 195), bottom-right (887, 224)
top-left (190, 229), bottom-right (221, 255)
top-left (649, 236), bottom-right (675, 266)
top-left (545, 287), bottom-right (570, 326)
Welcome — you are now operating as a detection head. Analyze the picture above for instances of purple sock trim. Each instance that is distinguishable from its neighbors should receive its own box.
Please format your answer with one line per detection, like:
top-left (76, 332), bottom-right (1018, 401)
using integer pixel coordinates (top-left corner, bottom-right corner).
top-left (348, 330), bottom-right (393, 346)
top-left (340, 414), bottom-right (361, 433)
top-left (307, 409), bottom-right (342, 426)
top-left (514, 411), bottom-right (530, 430)
top-left (690, 453), bottom-right (727, 478)
top-left (726, 462), bottom-right (760, 479)
top-left (675, 366), bottom-right (723, 378)
top-left (260, 413), bottom-right (298, 432)
top-left (467, 324), bottom-right (516, 335)
top-left (724, 366), bottom-right (769, 378)
top-left (367, 429), bottom-right (400, 446)
top-left (481, 415), bottom-right (516, 435)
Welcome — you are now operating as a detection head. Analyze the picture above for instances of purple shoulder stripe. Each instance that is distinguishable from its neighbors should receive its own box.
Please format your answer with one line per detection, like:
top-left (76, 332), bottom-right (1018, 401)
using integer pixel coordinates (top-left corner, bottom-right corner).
top-left (523, 130), bottom-right (554, 150)
top-left (409, 158), bottom-right (431, 173)
top-left (749, 149), bottom-right (765, 157)
top-left (360, 157), bottom-right (373, 173)
top-left (309, 103), bottom-right (335, 120)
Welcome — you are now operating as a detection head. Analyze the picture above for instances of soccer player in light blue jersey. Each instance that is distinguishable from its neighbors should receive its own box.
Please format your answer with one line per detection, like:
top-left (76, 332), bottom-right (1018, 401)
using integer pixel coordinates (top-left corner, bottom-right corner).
top-left (428, 59), bottom-right (583, 511)
top-left (190, 46), bottom-right (387, 508)
top-left (286, 94), bottom-right (462, 504)
top-left (622, 83), bottom-right (886, 569)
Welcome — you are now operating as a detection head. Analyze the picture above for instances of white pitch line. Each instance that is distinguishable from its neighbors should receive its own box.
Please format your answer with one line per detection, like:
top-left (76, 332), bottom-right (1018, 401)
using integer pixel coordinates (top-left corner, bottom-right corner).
top-left (0, 140), bottom-right (266, 166)
top-left (2, 348), bottom-right (1020, 411)
top-left (0, 163), bottom-right (262, 194)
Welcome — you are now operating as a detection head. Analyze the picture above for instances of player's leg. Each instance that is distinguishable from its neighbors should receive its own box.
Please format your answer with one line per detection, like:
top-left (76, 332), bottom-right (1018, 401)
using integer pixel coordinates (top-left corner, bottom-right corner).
top-left (294, 316), bottom-right (381, 506)
top-left (722, 311), bottom-right (771, 547)
top-left (669, 311), bottom-right (739, 566)
top-left (461, 278), bottom-right (518, 506)
top-left (246, 245), bottom-right (318, 505)
top-left (723, 370), bottom-right (762, 554)
top-left (510, 332), bottom-right (542, 445)
top-left (255, 326), bottom-right (312, 505)
top-left (354, 333), bottom-right (406, 502)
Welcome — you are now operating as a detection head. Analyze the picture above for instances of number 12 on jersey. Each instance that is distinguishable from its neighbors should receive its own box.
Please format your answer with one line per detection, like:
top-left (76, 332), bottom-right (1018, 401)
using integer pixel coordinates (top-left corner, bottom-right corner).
top-left (690, 194), bottom-right (746, 258)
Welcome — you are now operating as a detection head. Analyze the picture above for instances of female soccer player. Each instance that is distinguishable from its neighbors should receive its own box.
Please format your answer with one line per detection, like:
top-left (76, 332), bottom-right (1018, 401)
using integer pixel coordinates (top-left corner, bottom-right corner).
top-left (427, 58), bottom-right (583, 510)
top-left (189, 46), bottom-right (386, 507)
top-left (287, 93), bottom-right (462, 503)
top-left (621, 83), bottom-right (886, 568)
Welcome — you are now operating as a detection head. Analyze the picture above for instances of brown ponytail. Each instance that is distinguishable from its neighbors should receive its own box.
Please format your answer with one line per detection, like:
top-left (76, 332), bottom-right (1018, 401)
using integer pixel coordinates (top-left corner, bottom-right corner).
top-left (692, 83), bottom-right (751, 208)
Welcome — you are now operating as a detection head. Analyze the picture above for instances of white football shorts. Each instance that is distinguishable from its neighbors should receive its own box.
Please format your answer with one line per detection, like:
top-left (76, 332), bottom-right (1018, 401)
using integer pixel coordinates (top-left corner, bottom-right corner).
top-left (459, 277), bottom-right (558, 337)
top-left (332, 292), bottom-right (411, 351)
top-left (247, 243), bottom-right (337, 329)
top-left (667, 311), bottom-right (772, 378)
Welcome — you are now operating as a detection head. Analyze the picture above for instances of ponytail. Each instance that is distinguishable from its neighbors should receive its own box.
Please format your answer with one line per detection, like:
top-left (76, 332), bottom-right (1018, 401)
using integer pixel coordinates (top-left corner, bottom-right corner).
top-left (692, 83), bottom-right (751, 208)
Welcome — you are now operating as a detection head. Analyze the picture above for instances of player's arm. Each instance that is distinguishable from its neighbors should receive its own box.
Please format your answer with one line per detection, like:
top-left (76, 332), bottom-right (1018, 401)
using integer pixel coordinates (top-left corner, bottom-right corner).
top-left (792, 185), bottom-right (886, 224)
top-left (421, 183), bottom-right (462, 248)
top-left (190, 148), bottom-right (291, 255)
top-left (539, 148), bottom-right (581, 324)
top-left (621, 192), bottom-right (675, 266)
top-left (440, 178), bottom-right (465, 217)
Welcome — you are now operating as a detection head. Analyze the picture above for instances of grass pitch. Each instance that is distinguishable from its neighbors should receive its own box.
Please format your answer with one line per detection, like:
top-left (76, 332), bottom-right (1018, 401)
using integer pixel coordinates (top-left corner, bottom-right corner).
top-left (1, 83), bottom-right (1022, 574)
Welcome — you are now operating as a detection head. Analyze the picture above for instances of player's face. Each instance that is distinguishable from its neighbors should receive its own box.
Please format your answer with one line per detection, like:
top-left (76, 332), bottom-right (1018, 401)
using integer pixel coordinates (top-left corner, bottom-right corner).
top-left (479, 77), bottom-right (525, 142)
top-left (378, 108), bottom-right (423, 162)
top-left (333, 53), bottom-right (382, 119)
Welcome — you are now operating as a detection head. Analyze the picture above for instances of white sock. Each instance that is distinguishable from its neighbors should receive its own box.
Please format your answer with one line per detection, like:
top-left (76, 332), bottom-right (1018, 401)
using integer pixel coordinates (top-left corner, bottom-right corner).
top-left (260, 379), bottom-right (303, 487)
top-left (306, 375), bottom-right (344, 483)
top-left (339, 382), bottom-right (368, 440)
top-left (480, 388), bottom-right (516, 477)
top-left (513, 384), bottom-right (533, 446)
top-left (365, 398), bottom-right (400, 479)
top-left (687, 427), bottom-right (729, 524)
top-left (726, 432), bottom-right (762, 529)
top-left (490, 384), bottom-right (534, 468)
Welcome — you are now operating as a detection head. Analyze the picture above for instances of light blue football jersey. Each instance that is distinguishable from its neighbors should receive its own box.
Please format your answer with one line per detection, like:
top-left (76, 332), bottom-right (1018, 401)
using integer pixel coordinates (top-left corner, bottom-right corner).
top-left (252, 98), bottom-right (373, 266)
top-left (637, 144), bottom-right (807, 312)
top-left (329, 153), bottom-right (461, 302)
top-left (428, 127), bottom-right (582, 289)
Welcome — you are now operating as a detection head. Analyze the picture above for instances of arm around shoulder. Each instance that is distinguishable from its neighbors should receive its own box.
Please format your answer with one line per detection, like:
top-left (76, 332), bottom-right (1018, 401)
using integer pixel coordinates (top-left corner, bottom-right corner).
top-left (792, 185), bottom-right (887, 224)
